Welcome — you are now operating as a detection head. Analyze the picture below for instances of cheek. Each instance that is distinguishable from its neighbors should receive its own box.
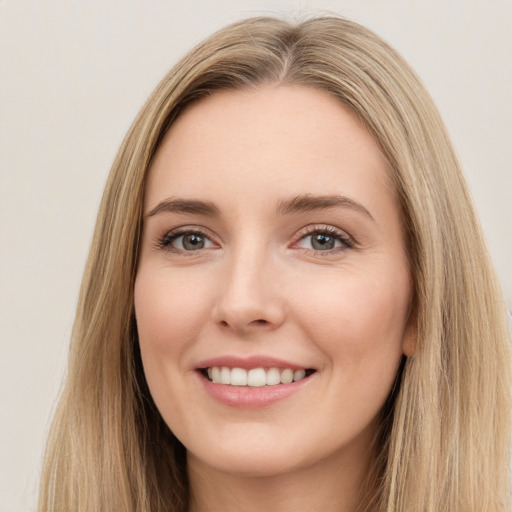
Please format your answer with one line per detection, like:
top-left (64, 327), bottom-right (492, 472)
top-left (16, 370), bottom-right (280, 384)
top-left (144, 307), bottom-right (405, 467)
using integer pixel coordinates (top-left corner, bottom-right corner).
top-left (134, 266), bottom-right (215, 427)
top-left (294, 263), bottom-right (411, 373)
top-left (134, 266), bottom-right (213, 376)
top-left (279, 263), bottom-right (411, 450)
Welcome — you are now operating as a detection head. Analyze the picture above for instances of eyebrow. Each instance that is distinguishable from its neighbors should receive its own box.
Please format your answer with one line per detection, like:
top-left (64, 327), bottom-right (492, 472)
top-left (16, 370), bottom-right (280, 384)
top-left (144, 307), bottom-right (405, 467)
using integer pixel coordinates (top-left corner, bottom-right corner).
top-left (276, 194), bottom-right (374, 221)
top-left (146, 194), bottom-right (374, 221)
top-left (146, 198), bottom-right (220, 218)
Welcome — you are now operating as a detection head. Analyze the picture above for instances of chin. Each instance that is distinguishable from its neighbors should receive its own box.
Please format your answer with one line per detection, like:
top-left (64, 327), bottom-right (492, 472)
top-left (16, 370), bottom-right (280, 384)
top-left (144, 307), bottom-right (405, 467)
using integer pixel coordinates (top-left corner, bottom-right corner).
top-left (189, 447), bottom-right (305, 478)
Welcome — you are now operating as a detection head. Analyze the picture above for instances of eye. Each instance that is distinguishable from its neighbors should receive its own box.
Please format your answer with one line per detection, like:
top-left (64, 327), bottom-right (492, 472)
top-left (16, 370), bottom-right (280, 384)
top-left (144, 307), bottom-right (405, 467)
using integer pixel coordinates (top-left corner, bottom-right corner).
top-left (159, 229), bottom-right (216, 253)
top-left (294, 226), bottom-right (353, 253)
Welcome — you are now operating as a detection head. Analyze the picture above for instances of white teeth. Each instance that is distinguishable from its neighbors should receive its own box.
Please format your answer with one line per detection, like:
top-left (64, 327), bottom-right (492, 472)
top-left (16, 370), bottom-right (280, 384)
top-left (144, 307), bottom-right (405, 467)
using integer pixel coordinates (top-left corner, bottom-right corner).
top-left (266, 367), bottom-right (281, 386)
top-left (211, 367), bottom-right (221, 383)
top-left (220, 367), bottom-right (231, 384)
top-left (247, 368), bottom-right (267, 387)
top-left (205, 366), bottom-right (310, 386)
top-left (280, 368), bottom-right (294, 384)
top-left (293, 369), bottom-right (306, 381)
top-left (230, 367), bottom-right (247, 386)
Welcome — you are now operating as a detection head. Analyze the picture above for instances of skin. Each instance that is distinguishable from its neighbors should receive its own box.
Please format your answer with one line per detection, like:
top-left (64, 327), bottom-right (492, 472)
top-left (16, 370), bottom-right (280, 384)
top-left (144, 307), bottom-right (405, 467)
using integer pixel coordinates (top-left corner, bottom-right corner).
top-left (135, 85), bottom-right (415, 512)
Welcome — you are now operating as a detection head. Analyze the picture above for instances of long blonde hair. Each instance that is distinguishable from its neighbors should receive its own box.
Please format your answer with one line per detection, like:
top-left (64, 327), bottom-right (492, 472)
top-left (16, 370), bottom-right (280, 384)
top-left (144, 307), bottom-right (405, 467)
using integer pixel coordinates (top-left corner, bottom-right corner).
top-left (38, 16), bottom-right (511, 512)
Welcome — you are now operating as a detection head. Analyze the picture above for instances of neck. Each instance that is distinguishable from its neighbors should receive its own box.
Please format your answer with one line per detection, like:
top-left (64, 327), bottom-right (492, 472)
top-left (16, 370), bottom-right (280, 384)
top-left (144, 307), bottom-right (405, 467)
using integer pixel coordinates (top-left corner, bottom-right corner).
top-left (187, 442), bottom-right (379, 512)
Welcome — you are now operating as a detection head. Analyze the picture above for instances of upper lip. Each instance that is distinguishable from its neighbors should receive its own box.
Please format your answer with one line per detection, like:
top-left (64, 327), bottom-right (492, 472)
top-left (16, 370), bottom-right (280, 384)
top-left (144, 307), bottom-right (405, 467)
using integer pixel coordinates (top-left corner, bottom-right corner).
top-left (196, 355), bottom-right (311, 371)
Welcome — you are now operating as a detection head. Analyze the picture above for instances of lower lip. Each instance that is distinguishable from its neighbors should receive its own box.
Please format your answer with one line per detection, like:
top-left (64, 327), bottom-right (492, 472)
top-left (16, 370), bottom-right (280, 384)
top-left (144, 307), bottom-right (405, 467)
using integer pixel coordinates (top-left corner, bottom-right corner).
top-left (198, 372), bottom-right (313, 408)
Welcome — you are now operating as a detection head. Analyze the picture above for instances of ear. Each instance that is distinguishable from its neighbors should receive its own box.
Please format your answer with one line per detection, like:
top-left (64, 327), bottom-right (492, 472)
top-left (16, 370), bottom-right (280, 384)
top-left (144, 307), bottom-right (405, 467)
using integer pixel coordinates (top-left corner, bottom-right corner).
top-left (401, 303), bottom-right (417, 357)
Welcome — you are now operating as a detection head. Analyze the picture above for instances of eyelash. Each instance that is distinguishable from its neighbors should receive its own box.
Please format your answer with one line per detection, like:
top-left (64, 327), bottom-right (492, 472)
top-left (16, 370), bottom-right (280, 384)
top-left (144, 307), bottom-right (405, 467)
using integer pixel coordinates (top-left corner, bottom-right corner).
top-left (294, 225), bottom-right (354, 255)
top-left (156, 225), bottom-right (354, 256)
top-left (157, 227), bottom-right (214, 255)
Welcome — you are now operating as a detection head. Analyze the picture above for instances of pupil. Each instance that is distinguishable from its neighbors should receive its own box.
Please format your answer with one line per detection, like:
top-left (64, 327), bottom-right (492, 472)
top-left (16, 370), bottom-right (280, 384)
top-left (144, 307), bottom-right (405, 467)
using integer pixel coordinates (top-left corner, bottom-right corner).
top-left (183, 234), bottom-right (204, 250)
top-left (312, 234), bottom-right (334, 250)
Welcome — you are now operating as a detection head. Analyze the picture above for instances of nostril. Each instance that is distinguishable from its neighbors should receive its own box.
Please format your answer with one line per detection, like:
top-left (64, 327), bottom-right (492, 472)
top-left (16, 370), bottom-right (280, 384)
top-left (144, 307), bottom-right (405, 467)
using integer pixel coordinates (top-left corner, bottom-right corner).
top-left (216, 317), bottom-right (272, 333)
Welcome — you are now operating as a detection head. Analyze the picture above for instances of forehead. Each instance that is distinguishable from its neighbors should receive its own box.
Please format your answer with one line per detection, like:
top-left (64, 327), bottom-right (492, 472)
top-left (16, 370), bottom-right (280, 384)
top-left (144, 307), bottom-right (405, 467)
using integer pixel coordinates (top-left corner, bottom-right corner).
top-left (146, 85), bottom-right (392, 213)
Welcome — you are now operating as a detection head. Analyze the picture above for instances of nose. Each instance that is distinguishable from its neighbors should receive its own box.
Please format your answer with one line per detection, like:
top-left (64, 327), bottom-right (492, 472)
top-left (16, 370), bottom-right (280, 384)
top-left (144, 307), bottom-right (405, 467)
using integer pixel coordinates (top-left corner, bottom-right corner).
top-left (211, 247), bottom-right (286, 336)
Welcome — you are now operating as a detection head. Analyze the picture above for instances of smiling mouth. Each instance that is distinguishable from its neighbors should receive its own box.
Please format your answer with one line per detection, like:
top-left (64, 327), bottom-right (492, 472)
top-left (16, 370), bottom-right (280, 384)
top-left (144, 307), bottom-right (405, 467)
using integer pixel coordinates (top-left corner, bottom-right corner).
top-left (200, 366), bottom-right (316, 387)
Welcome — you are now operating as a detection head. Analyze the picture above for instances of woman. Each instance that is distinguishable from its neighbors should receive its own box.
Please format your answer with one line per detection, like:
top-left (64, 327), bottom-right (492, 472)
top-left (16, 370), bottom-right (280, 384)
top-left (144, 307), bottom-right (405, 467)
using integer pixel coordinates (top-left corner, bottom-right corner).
top-left (38, 16), bottom-right (511, 512)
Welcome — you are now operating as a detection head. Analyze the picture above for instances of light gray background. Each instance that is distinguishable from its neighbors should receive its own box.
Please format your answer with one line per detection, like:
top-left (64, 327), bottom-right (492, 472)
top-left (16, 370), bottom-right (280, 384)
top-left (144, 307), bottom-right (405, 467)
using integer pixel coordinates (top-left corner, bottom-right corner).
top-left (1, 1), bottom-right (511, 511)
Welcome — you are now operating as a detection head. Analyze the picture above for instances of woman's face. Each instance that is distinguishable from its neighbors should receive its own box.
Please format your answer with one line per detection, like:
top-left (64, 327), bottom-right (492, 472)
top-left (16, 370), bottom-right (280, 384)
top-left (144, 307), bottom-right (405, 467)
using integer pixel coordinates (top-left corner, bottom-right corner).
top-left (135, 86), bottom-right (414, 478)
